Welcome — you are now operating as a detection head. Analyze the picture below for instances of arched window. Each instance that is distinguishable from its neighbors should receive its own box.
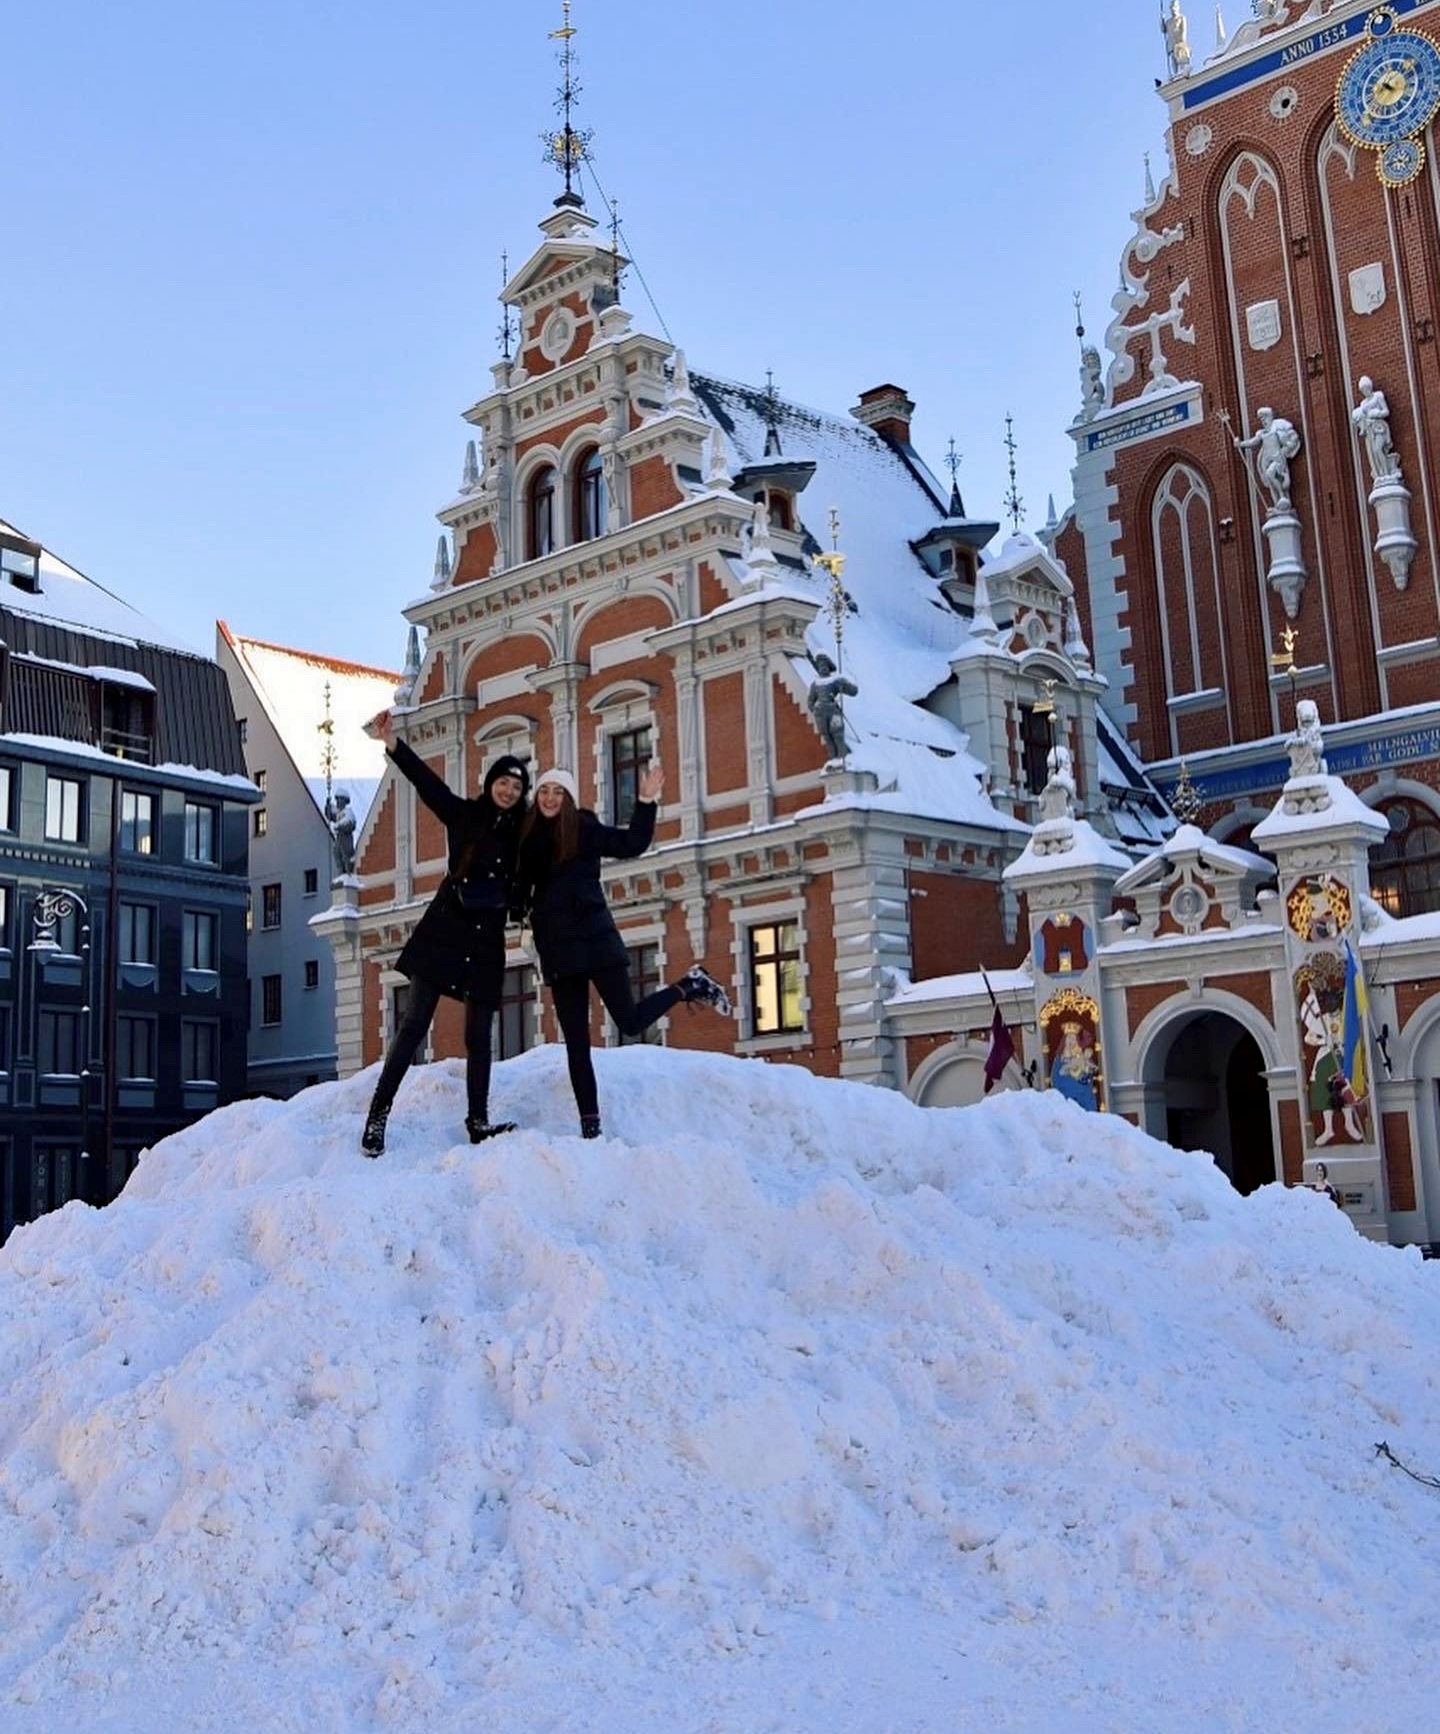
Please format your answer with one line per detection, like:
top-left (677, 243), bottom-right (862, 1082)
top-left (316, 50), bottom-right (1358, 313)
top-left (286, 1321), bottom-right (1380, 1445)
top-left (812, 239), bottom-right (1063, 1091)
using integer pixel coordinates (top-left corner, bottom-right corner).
top-left (527, 466), bottom-right (556, 560)
top-left (573, 447), bottom-right (607, 543)
top-left (1371, 798), bottom-right (1440, 916)
top-left (768, 492), bottom-right (793, 531)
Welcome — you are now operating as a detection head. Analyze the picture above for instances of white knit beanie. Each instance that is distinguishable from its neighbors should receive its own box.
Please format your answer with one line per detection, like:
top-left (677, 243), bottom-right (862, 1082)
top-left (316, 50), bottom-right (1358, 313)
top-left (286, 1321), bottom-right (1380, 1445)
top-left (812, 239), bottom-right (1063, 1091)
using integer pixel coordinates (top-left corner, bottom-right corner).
top-left (536, 767), bottom-right (579, 805)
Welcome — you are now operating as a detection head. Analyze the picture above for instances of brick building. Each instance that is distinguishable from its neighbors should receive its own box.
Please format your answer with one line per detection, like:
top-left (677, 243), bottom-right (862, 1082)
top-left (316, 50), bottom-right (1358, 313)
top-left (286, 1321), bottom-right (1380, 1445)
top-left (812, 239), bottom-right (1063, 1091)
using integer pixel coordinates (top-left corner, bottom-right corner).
top-left (315, 192), bottom-right (1168, 1103)
top-left (899, 0), bottom-right (1440, 1246)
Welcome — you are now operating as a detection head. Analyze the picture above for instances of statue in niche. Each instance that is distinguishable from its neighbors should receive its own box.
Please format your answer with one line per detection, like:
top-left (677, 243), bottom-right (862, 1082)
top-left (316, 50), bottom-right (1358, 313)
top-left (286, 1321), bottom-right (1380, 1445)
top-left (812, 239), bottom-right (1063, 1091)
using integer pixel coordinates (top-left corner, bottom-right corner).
top-left (807, 653), bottom-right (858, 763)
top-left (1232, 406), bottom-right (1302, 511)
top-left (1161, 0), bottom-right (1192, 76)
top-left (1352, 376), bottom-right (1401, 485)
top-left (325, 790), bottom-right (357, 878)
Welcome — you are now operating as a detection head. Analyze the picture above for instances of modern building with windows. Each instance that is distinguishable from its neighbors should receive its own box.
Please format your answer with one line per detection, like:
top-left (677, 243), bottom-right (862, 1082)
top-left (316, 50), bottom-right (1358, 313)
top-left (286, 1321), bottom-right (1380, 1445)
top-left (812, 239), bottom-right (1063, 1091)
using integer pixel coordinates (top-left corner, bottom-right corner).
top-left (216, 624), bottom-right (397, 1097)
top-left (0, 517), bottom-right (255, 1238)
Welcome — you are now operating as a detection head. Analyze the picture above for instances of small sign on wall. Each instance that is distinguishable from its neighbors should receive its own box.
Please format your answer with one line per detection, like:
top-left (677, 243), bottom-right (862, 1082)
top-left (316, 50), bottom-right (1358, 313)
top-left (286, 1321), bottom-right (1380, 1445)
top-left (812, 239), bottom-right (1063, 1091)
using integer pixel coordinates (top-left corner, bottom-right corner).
top-left (1246, 299), bottom-right (1282, 351)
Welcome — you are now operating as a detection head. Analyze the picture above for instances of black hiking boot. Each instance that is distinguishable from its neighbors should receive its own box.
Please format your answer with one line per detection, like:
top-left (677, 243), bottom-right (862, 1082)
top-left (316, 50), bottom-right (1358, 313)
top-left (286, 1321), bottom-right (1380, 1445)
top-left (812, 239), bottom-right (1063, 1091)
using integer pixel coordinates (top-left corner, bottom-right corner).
top-left (466, 1116), bottom-right (517, 1144)
top-left (360, 1105), bottom-right (390, 1158)
top-left (580, 1114), bottom-right (602, 1140)
top-left (677, 965), bottom-right (732, 1017)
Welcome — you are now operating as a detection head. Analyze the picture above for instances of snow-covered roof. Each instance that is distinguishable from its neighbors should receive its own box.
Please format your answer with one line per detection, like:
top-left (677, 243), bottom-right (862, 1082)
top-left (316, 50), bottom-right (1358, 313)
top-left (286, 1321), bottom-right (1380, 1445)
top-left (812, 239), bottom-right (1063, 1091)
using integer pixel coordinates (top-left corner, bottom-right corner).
top-left (886, 965), bottom-right (1033, 1009)
top-left (1113, 822), bottom-right (1274, 894)
top-left (220, 624), bottom-right (399, 829)
top-left (692, 374), bottom-right (1012, 832)
top-left (1251, 777), bottom-right (1391, 844)
top-left (1003, 815), bottom-right (1134, 883)
top-left (0, 517), bottom-right (200, 656)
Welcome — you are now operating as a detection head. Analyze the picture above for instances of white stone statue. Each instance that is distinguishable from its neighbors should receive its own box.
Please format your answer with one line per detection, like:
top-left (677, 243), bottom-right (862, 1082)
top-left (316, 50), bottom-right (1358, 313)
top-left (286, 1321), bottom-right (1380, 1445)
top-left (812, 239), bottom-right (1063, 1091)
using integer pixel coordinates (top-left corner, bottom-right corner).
top-left (1288, 699), bottom-right (1327, 782)
top-left (1233, 406), bottom-right (1302, 511)
top-left (1352, 375), bottom-right (1400, 485)
top-left (1161, 0), bottom-right (1192, 76)
top-left (1078, 346), bottom-right (1105, 421)
top-left (1038, 740), bottom-right (1077, 825)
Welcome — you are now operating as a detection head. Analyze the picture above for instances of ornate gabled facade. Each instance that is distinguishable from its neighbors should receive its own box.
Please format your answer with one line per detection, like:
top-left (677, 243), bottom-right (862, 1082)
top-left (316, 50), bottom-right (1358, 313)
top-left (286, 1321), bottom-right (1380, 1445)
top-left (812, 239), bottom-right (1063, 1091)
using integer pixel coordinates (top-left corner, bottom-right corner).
top-left (316, 189), bottom-right (1170, 1100)
top-left (1058, 0), bottom-right (1440, 897)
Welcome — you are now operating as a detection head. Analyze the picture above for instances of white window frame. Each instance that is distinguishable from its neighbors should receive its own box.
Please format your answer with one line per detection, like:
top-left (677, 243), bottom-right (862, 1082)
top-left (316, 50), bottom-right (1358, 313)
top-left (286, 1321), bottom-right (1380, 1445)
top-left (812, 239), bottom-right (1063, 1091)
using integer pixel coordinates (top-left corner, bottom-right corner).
top-left (730, 896), bottom-right (812, 1055)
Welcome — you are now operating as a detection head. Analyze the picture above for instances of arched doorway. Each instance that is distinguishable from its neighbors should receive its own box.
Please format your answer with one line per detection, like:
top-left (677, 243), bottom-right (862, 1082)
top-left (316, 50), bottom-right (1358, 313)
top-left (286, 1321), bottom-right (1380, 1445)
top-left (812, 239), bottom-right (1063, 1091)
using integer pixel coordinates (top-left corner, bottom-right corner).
top-left (1157, 1011), bottom-right (1277, 1195)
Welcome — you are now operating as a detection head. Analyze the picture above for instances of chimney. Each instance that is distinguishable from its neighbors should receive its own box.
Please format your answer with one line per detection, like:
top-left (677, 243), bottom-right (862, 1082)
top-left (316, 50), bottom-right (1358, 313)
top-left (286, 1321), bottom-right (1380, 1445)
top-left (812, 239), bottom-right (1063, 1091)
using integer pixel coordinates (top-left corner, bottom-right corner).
top-left (852, 383), bottom-right (915, 446)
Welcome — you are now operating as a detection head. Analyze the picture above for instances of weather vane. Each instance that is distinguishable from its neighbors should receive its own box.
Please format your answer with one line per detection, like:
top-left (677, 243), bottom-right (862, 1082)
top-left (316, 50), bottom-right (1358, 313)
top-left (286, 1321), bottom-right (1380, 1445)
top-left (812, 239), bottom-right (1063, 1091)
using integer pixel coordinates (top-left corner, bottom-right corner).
top-left (813, 509), bottom-right (849, 660)
top-left (1073, 289), bottom-right (1086, 348)
top-left (1003, 413), bottom-right (1024, 534)
top-left (498, 251), bottom-right (516, 360)
top-left (945, 438), bottom-right (962, 484)
top-left (544, 0), bottom-right (592, 207)
top-left (318, 680), bottom-right (337, 812)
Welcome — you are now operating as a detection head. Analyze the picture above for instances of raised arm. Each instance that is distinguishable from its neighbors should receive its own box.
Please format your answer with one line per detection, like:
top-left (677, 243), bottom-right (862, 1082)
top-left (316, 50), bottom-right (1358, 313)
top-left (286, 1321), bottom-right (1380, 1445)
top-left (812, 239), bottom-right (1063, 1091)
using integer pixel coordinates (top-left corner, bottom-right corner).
top-left (387, 738), bottom-right (466, 830)
top-left (589, 762), bottom-right (664, 860)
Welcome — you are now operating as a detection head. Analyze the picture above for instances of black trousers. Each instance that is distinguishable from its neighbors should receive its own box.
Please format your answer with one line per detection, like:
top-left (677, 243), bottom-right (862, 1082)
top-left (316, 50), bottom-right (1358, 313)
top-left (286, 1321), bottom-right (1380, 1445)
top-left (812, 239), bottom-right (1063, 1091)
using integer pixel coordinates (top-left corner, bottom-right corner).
top-left (369, 979), bottom-right (495, 1123)
top-left (551, 963), bottom-right (681, 1120)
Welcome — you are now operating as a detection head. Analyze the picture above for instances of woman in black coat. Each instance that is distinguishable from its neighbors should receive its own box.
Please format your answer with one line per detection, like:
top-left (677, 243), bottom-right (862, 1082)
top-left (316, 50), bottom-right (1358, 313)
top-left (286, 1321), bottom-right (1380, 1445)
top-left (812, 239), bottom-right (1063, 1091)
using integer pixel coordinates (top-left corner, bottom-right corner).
top-left (514, 761), bottom-right (731, 1138)
top-left (360, 718), bottom-right (529, 1156)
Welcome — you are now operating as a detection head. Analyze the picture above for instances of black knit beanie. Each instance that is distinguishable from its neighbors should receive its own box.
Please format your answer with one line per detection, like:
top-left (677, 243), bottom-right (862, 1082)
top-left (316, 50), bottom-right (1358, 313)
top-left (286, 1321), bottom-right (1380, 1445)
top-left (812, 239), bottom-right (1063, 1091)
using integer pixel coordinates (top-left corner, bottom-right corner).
top-left (484, 755), bottom-right (531, 798)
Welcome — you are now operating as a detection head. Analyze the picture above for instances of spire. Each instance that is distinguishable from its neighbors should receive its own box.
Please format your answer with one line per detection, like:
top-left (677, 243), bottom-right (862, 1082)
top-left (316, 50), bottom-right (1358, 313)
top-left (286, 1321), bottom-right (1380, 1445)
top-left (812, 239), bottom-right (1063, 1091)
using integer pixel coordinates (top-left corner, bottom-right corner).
top-left (1064, 596), bottom-right (1091, 669)
top-left (704, 428), bottom-right (733, 491)
top-left (395, 625), bottom-right (423, 705)
top-left (1002, 414), bottom-right (1024, 535)
top-left (944, 438), bottom-right (964, 517)
top-left (969, 563), bottom-right (999, 643)
top-left (431, 534), bottom-right (453, 592)
top-left (1214, 5), bottom-right (1227, 49)
top-left (1143, 151), bottom-right (1157, 204)
top-left (461, 439), bottom-right (480, 491)
top-left (1046, 492), bottom-right (1059, 530)
top-left (544, 0), bottom-right (592, 209)
top-left (762, 369), bottom-right (783, 457)
top-left (665, 347), bottom-right (699, 416)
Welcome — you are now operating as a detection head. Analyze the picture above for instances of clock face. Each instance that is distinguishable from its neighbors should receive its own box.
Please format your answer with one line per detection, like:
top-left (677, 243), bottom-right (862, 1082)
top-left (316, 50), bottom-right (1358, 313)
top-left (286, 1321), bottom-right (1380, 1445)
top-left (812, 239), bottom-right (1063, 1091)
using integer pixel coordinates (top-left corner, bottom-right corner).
top-left (1380, 136), bottom-right (1425, 185)
top-left (1337, 22), bottom-right (1440, 150)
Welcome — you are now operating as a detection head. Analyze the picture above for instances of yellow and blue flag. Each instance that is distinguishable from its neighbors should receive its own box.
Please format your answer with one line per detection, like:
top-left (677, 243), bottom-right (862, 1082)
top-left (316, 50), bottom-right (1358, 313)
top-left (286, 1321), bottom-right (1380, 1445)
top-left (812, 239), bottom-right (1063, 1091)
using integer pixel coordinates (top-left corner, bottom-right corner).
top-left (1342, 940), bottom-right (1370, 1103)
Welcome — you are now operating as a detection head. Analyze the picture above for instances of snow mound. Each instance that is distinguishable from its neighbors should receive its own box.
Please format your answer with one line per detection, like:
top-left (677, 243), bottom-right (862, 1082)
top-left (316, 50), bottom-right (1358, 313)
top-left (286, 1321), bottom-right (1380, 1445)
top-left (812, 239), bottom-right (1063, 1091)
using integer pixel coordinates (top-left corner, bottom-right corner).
top-left (2, 1047), bottom-right (1439, 1731)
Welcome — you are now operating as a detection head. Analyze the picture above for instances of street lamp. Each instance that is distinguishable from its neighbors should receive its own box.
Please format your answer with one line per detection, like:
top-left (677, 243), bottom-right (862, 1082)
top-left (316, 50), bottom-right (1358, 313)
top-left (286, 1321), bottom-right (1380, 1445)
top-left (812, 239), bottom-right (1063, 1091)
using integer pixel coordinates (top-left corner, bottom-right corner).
top-left (28, 888), bottom-right (92, 1184)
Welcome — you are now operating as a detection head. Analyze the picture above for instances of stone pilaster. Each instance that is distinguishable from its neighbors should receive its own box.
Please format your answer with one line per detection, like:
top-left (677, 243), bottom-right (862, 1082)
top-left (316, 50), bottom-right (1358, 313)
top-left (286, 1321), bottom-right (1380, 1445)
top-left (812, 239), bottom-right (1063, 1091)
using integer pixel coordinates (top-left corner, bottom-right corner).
top-left (311, 880), bottom-right (365, 1079)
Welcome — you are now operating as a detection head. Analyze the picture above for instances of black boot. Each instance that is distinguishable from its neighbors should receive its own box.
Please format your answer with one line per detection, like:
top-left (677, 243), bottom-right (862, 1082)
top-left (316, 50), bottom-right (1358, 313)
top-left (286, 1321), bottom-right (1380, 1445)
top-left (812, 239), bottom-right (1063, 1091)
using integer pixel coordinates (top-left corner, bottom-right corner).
top-left (466, 1116), bottom-right (517, 1143)
top-left (580, 1113), bottom-right (602, 1140)
top-left (360, 1103), bottom-right (390, 1158)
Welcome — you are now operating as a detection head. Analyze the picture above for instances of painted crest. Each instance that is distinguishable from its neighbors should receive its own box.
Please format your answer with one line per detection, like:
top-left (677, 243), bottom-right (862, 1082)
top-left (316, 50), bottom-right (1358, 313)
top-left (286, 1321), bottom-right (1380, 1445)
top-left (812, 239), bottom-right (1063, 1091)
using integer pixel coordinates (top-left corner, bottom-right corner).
top-left (1349, 262), bottom-right (1387, 316)
top-left (1246, 299), bottom-right (1282, 351)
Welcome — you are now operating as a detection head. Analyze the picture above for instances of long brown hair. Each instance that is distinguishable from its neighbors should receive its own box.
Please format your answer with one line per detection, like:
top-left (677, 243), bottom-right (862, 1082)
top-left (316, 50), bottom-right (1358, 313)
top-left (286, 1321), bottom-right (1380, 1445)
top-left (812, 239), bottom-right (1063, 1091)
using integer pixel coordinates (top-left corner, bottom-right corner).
top-left (520, 787), bottom-right (580, 868)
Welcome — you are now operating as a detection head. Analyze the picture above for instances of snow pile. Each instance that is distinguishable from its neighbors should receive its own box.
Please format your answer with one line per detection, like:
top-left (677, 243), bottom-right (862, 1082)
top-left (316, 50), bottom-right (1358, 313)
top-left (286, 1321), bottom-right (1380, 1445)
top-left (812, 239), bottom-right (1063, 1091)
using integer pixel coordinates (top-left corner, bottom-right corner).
top-left (1, 1047), bottom-right (1439, 1732)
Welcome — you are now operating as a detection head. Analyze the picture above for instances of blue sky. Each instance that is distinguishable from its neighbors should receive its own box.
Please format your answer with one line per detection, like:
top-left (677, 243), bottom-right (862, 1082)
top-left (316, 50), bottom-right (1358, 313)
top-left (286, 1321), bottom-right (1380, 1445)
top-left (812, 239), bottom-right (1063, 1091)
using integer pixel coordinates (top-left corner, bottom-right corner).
top-left (4, 0), bottom-right (1169, 669)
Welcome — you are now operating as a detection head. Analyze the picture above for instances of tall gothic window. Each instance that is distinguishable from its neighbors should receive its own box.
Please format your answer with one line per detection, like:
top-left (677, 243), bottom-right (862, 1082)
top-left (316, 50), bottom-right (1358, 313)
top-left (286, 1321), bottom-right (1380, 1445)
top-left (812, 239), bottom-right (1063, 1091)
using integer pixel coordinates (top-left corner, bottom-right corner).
top-left (574, 447), bottom-right (607, 542)
top-left (527, 465), bottom-right (557, 559)
top-left (1371, 799), bottom-right (1440, 917)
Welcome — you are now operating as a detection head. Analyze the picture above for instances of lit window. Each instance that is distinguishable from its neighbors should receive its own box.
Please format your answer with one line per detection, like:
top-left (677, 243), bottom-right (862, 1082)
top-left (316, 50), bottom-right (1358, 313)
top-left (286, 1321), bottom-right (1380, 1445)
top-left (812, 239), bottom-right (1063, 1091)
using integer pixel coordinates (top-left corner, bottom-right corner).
top-left (182, 909), bottom-right (217, 971)
top-left (44, 777), bottom-right (83, 843)
top-left (748, 921), bottom-right (803, 1036)
top-left (262, 975), bottom-right (282, 1026)
top-left (119, 789), bottom-right (154, 854)
top-left (262, 883), bottom-right (282, 928)
top-left (1372, 800), bottom-right (1440, 917)
top-left (184, 802), bottom-right (217, 864)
